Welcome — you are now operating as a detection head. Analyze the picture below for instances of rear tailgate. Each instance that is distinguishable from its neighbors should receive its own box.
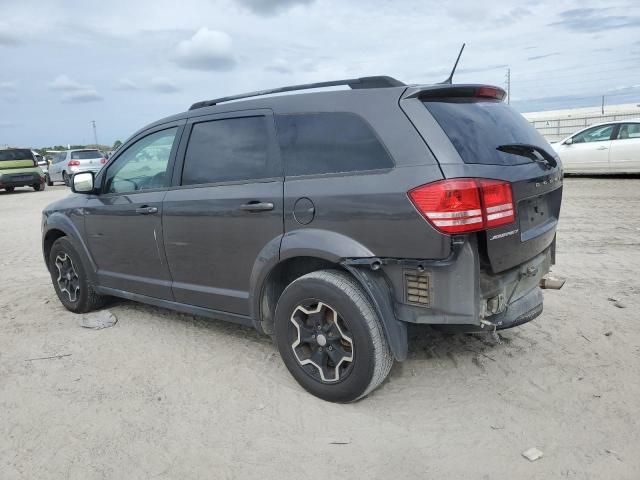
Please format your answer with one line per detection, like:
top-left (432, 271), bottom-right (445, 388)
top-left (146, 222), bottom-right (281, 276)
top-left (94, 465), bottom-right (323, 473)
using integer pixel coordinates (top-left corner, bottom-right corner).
top-left (400, 84), bottom-right (562, 273)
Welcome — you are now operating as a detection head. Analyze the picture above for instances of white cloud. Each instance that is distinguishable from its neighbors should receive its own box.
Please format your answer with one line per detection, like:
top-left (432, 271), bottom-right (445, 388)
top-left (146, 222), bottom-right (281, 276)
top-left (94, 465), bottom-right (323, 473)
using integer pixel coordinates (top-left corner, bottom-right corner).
top-left (47, 75), bottom-right (86, 92)
top-left (170, 28), bottom-right (236, 71)
top-left (266, 58), bottom-right (293, 74)
top-left (236, 0), bottom-right (314, 16)
top-left (62, 89), bottom-right (103, 103)
top-left (47, 75), bottom-right (102, 103)
top-left (0, 81), bottom-right (16, 92)
top-left (0, 21), bottom-right (22, 46)
top-left (150, 77), bottom-right (180, 93)
top-left (114, 78), bottom-right (139, 90)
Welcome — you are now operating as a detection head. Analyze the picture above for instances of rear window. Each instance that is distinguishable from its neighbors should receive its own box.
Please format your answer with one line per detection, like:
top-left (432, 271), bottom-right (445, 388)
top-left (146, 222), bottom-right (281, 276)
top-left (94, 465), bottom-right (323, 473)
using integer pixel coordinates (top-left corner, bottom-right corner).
top-left (71, 150), bottom-right (102, 160)
top-left (0, 149), bottom-right (33, 161)
top-left (276, 112), bottom-right (393, 176)
top-left (423, 99), bottom-right (550, 166)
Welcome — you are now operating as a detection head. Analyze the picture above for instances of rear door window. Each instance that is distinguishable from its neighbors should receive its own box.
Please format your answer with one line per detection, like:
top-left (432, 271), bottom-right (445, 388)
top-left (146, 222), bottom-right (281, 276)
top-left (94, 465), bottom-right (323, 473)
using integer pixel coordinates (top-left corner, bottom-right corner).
top-left (71, 150), bottom-right (102, 159)
top-left (616, 123), bottom-right (640, 140)
top-left (182, 116), bottom-right (272, 185)
top-left (276, 112), bottom-right (393, 176)
top-left (424, 99), bottom-right (552, 166)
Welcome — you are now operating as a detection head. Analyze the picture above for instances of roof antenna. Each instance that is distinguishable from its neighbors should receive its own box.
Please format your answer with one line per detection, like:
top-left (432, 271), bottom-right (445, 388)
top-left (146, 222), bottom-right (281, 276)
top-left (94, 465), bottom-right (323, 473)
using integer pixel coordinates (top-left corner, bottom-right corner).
top-left (440, 43), bottom-right (466, 84)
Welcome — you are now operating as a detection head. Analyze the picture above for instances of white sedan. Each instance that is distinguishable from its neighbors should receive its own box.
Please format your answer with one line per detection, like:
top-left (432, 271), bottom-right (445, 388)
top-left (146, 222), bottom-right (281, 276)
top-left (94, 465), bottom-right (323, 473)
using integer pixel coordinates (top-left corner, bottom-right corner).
top-left (552, 119), bottom-right (640, 174)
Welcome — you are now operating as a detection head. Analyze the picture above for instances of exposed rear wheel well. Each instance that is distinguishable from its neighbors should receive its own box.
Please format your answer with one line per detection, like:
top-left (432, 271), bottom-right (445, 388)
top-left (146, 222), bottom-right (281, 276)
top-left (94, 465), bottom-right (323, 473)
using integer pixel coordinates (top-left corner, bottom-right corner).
top-left (260, 256), bottom-right (345, 334)
top-left (43, 229), bottom-right (66, 269)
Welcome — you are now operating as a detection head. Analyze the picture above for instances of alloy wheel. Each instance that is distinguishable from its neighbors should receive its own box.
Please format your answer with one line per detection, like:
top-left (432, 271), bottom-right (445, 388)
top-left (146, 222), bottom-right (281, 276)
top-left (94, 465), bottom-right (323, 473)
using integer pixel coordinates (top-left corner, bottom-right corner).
top-left (55, 253), bottom-right (80, 302)
top-left (290, 301), bottom-right (354, 383)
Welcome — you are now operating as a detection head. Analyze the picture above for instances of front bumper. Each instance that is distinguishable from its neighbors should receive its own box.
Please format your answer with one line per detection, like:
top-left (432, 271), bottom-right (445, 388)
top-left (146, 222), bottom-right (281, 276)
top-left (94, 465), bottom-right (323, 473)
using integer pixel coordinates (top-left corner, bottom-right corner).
top-left (0, 172), bottom-right (44, 188)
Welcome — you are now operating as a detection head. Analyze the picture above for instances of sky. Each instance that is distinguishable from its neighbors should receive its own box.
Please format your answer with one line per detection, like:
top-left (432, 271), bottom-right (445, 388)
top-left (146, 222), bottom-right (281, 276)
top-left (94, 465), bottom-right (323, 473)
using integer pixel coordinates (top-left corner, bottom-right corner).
top-left (1, 0), bottom-right (639, 147)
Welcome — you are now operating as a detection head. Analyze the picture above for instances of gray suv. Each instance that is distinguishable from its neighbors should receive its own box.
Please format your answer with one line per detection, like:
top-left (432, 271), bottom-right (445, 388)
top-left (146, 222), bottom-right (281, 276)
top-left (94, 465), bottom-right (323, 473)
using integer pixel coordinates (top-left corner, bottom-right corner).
top-left (42, 77), bottom-right (562, 402)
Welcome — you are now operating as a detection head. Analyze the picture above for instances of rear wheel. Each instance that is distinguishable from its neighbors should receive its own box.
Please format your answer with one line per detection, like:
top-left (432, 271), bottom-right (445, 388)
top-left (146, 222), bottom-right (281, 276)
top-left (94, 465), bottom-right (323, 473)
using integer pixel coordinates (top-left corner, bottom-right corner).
top-left (4, 187), bottom-right (15, 193)
top-left (274, 270), bottom-right (392, 402)
top-left (49, 237), bottom-right (106, 313)
top-left (46, 174), bottom-right (53, 186)
top-left (62, 171), bottom-right (70, 186)
top-left (33, 182), bottom-right (45, 191)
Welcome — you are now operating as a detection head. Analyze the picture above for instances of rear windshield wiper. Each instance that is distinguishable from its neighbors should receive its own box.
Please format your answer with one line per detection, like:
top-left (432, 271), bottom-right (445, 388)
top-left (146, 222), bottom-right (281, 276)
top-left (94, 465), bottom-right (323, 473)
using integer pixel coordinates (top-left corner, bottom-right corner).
top-left (496, 143), bottom-right (558, 168)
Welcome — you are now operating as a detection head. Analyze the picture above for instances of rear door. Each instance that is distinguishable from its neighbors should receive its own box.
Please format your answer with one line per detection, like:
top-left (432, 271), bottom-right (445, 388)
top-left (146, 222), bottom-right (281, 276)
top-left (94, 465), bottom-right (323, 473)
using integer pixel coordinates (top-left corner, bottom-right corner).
top-left (162, 110), bottom-right (283, 315)
top-left (401, 86), bottom-right (562, 273)
top-left (609, 123), bottom-right (640, 172)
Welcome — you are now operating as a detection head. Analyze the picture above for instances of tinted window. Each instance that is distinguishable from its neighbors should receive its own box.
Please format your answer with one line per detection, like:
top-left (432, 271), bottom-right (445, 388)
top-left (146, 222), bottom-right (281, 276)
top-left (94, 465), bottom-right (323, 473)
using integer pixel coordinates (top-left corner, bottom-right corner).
top-left (182, 116), bottom-right (271, 185)
top-left (424, 99), bottom-right (552, 166)
top-left (0, 149), bottom-right (33, 161)
top-left (573, 124), bottom-right (614, 143)
top-left (276, 113), bottom-right (392, 176)
top-left (104, 128), bottom-right (177, 194)
top-left (71, 150), bottom-right (102, 159)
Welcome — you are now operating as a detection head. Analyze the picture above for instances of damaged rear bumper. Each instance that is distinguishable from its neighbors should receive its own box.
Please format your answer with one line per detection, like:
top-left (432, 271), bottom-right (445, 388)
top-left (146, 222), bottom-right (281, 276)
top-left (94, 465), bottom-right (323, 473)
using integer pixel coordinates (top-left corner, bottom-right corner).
top-left (346, 236), bottom-right (554, 333)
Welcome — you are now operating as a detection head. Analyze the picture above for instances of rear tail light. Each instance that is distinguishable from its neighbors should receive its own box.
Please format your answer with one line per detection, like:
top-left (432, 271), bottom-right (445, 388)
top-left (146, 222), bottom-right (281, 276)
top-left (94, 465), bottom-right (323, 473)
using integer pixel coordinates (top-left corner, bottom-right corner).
top-left (68, 160), bottom-right (81, 167)
top-left (100, 158), bottom-right (107, 164)
top-left (408, 178), bottom-right (515, 234)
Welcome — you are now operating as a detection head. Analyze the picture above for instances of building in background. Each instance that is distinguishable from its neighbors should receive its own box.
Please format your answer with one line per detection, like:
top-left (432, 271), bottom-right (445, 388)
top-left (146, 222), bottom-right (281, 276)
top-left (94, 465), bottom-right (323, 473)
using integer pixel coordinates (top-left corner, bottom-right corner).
top-left (523, 103), bottom-right (640, 143)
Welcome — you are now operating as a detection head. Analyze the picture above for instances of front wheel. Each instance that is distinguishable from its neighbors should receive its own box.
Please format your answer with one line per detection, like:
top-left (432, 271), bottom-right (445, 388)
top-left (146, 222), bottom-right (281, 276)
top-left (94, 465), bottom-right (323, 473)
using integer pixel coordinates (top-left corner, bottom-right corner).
top-left (49, 237), bottom-right (106, 313)
top-left (4, 187), bottom-right (15, 193)
top-left (46, 174), bottom-right (53, 186)
top-left (274, 270), bottom-right (393, 402)
top-left (33, 182), bottom-right (45, 191)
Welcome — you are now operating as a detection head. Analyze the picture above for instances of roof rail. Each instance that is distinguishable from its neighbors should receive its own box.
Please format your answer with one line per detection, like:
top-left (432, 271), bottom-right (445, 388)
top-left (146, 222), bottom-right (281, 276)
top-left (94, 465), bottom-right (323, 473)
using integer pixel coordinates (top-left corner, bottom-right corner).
top-left (189, 75), bottom-right (405, 110)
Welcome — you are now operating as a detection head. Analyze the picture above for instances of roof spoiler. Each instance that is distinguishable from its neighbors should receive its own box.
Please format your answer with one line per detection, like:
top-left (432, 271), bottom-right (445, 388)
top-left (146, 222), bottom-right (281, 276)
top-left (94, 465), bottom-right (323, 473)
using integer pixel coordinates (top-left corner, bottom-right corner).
top-left (403, 84), bottom-right (507, 102)
top-left (189, 75), bottom-right (405, 110)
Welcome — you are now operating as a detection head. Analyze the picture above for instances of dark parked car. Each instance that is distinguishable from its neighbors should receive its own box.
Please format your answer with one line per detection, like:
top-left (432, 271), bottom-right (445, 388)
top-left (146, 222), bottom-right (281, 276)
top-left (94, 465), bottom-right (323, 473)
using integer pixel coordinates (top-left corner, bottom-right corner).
top-left (42, 77), bottom-right (562, 402)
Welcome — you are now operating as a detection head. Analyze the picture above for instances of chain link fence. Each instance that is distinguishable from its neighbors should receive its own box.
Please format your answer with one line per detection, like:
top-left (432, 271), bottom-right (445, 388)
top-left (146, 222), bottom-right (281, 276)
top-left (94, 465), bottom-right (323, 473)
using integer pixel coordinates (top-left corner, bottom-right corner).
top-left (525, 112), bottom-right (640, 142)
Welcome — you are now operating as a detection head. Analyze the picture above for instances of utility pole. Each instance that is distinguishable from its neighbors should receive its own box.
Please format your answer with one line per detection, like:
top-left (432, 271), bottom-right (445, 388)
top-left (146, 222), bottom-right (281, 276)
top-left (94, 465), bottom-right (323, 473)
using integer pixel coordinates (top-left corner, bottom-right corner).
top-left (601, 95), bottom-right (605, 115)
top-left (91, 120), bottom-right (99, 148)
top-left (506, 68), bottom-right (511, 105)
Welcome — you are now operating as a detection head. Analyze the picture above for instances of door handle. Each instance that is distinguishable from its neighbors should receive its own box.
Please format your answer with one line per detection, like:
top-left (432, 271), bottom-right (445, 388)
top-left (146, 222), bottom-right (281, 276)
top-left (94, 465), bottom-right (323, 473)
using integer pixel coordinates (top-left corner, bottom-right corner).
top-left (240, 201), bottom-right (274, 212)
top-left (596, 146), bottom-right (608, 150)
top-left (135, 206), bottom-right (158, 214)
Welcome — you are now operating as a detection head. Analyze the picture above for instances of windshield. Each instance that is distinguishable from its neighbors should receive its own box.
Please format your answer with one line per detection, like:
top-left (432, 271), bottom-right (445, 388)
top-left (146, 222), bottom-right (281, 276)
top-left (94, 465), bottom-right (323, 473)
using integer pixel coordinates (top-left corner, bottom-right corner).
top-left (71, 150), bottom-right (102, 160)
top-left (423, 99), bottom-right (552, 166)
top-left (0, 149), bottom-right (34, 162)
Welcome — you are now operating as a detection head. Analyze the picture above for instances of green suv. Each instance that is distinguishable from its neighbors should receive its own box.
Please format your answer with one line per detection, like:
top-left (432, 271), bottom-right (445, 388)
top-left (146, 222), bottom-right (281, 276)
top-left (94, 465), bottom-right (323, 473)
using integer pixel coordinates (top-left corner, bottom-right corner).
top-left (0, 149), bottom-right (46, 192)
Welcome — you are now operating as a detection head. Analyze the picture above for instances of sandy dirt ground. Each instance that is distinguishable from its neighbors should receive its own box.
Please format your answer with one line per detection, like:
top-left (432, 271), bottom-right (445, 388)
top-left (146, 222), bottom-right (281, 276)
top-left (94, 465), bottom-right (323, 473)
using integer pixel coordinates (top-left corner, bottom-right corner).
top-left (1, 178), bottom-right (639, 479)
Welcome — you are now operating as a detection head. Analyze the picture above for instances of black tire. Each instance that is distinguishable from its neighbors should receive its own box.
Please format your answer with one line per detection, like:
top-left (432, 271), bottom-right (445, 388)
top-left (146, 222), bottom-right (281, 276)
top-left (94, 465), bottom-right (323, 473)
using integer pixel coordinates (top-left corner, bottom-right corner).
top-left (4, 187), bottom-right (15, 193)
top-left (63, 171), bottom-right (70, 186)
top-left (46, 174), bottom-right (53, 186)
top-left (49, 237), bottom-right (106, 313)
top-left (33, 182), bottom-right (45, 191)
top-left (274, 270), bottom-right (393, 402)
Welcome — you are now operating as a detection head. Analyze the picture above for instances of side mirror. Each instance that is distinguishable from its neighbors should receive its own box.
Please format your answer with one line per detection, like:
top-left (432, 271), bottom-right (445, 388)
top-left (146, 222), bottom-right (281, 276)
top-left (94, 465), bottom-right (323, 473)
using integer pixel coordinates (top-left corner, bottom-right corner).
top-left (71, 172), bottom-right (95, 193)
top-left (564, 137), bottom-right (573, 145)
